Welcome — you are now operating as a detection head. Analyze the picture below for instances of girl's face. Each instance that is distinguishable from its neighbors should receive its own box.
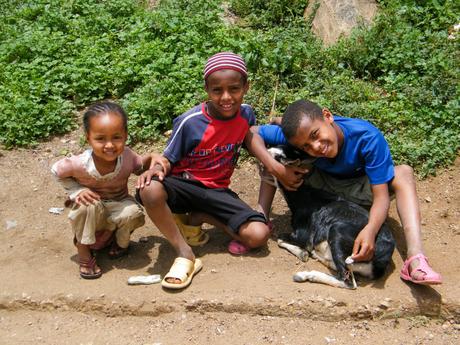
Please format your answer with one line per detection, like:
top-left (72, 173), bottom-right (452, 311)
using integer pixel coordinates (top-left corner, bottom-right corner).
top-left (205, 69), bottom-right (249, 120)
top-left (86, 112), bottom-right (127, 163)
top-left (289, 109), bottom-right (343, 159)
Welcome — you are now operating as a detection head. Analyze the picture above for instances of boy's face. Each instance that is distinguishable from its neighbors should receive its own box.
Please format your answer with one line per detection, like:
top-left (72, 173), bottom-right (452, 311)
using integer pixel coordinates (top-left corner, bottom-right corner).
top-left (205, 69), bottom-right (249, 120)
top-left (288, 109), bottom-right (343, 159)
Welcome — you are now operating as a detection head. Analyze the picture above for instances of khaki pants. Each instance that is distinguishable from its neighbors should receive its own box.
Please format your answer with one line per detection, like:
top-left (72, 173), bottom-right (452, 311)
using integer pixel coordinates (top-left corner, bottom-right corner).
top-left (68, 197), bottom-right (145, 248)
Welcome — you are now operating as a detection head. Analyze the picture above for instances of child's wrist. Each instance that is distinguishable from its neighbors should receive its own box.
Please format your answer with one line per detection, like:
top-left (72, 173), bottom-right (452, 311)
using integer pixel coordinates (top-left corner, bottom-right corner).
top-left (267, 161), bottom-right (283, 179)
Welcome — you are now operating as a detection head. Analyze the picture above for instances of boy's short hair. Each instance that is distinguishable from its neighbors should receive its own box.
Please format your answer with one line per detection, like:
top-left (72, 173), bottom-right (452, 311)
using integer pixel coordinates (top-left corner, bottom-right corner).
top-left (204, 52), bottom-right (248, 82)
top-left (281, 100), bottom-right (323, 140)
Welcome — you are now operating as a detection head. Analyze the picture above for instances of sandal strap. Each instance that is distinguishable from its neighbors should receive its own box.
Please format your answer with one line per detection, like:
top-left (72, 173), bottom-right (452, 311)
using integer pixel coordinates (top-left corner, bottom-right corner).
top-left (404, 253), bottom-right (427, 267)
top-left (79, 256), bottom-right (97, 269)
top-left (408, 254), bottom-right (430, 274)
top-left (164, 257), bottom-right (194, 283)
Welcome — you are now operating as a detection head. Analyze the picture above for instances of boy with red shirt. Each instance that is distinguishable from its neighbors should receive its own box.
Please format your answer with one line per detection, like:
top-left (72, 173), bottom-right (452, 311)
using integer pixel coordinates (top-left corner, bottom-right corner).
top-left (137, 52), bottom-right (270, 289)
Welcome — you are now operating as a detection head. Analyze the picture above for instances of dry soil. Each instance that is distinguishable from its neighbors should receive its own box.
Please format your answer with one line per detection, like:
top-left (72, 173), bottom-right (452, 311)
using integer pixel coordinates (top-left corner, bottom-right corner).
top-left (0, 131), bottom-right (459, 345)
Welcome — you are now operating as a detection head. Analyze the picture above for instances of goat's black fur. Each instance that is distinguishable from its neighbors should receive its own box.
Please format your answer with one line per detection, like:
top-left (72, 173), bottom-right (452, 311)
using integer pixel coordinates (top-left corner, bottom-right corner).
top-left (271, 146), bottom-right (395, 289)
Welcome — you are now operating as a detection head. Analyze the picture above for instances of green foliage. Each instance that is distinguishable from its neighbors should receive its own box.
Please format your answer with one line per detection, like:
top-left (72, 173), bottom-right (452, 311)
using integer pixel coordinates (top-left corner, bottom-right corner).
top-left (0, 0), bottom-right (458, 176)
top-left (229, 0), bottom-right (307, 28)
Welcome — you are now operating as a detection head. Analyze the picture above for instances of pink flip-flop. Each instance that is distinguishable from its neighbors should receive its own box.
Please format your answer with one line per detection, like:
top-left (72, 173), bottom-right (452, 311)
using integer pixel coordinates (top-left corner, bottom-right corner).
top-left (400, 254), bottom-right (442, 285)
top-left (228, 240), bottom-right (250, 255)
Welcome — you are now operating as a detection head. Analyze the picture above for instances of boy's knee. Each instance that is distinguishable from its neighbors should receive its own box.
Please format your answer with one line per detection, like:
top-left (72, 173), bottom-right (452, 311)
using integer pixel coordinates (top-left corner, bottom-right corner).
top-left (240, 222), bottom-right (270, 248)
top-left (394, 165), bottom-right (415, 185)
top-left (396, 164), bottom-right (414, 177)
top-left (139, 181), bottom-right (167, 207)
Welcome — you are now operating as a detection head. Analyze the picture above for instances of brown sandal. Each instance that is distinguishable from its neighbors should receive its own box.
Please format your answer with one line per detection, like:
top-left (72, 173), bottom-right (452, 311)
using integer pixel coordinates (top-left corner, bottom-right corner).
top-left (79, 256), bottom-right (102, 279)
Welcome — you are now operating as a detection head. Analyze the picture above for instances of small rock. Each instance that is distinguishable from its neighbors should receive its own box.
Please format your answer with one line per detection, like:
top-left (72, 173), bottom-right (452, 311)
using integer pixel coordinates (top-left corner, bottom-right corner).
top-left (48, 207), bottom-right (64, 215)
top-left (6, 220), bottom-right (17, 230)
top-left (453, 324), bottom-right (460, 330)
top-left (379, 300), bottom-right (391, 309)
top-left (210, 269), bottom-right (218, 273)
top-left (139, 236), bottom-right (149, 243)
top-left (425, 196), bottom-right (432, 203)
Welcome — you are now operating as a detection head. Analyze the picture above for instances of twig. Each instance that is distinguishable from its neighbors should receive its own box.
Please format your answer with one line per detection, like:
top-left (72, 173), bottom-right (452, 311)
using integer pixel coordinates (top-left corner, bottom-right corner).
top-left (269, 76), bottom-right (279, 120)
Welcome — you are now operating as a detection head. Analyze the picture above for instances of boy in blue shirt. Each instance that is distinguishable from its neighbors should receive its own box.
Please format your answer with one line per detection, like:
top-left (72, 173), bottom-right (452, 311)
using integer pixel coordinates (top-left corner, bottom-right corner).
top-left (246, 99), bottom-right (442, 285)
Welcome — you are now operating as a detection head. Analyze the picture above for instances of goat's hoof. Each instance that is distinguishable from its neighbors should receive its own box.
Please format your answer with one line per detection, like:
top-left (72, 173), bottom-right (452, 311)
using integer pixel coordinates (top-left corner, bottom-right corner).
top-left (345, 256), bottom-right (354, 265)
top-left (299, 252), bottom-right (309, 262)
top-left (293, 271), bottom-right (311, 282)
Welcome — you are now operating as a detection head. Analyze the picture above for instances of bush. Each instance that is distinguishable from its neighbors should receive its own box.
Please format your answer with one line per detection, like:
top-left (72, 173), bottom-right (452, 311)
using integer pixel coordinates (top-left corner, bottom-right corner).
top-left (0, 0), bottom-right (458, 176)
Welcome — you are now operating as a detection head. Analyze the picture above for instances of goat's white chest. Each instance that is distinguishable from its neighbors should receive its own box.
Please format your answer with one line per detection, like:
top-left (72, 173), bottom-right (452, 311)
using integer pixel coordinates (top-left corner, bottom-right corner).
top-left (312, 241), bottom-right (336, 271)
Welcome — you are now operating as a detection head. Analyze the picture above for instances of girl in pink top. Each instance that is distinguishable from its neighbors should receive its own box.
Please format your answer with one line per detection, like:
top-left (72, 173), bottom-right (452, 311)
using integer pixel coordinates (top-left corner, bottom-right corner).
top-left (52, 101), bottom-right (155, 279)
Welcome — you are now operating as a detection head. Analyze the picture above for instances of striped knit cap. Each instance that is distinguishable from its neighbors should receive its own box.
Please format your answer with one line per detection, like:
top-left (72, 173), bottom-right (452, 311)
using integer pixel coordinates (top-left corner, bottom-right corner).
top-left (203, 52), bottom-right (248, 80)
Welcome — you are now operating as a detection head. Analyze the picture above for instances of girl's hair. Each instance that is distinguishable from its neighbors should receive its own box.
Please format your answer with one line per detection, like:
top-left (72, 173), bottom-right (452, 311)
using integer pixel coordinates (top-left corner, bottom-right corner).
top-left (83, 101), bottom-right (128, 133)
top-left (281, 100), bottom-right (323, 140)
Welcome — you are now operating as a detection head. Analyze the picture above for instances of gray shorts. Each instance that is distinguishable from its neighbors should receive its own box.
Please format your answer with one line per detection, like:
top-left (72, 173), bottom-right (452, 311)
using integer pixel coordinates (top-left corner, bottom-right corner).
top-left (259, 163), bottom-right (388, 207)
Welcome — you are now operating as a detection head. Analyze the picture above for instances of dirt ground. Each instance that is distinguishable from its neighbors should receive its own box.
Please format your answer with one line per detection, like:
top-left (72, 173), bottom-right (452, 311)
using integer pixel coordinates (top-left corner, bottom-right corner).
top-left (0, 130), bottom-right (459, 345)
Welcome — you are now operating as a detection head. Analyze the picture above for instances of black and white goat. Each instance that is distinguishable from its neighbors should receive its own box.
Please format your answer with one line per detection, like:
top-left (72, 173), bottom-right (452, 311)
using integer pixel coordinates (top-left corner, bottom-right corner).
top-left (270, 146), bottom-right (395, 289)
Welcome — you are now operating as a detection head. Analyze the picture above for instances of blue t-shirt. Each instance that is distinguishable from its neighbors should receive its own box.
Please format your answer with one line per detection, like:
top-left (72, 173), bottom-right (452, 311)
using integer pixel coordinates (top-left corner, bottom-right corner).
top-left (258, 116), bottom-right (394, 185)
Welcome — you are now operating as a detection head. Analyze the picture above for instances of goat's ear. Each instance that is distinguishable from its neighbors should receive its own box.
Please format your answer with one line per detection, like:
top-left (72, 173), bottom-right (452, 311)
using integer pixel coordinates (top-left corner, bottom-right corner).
top-left (268, 146), bottom-right (285, 161)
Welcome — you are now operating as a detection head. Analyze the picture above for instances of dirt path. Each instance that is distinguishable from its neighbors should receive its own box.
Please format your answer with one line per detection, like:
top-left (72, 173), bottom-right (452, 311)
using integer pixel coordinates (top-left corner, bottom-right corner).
top-left (0, 132), bottom-right (459, 344)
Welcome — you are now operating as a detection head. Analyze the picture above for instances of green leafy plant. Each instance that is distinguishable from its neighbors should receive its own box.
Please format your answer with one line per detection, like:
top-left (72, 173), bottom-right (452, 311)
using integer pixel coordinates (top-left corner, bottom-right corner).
top-left (0, 0), bottom-right (458, 177)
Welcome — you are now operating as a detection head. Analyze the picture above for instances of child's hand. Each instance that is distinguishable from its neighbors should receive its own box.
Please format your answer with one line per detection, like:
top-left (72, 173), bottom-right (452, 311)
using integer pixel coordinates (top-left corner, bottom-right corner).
top-left (75, 189), bottom-right (101, 206)
top-left (351, 227), bottom-right (376, 262)
top-left (136, 167), bottom-right (165, 190)
top-left (275, 165), bottom-right (309, 191)
top-left (149, 153), bottom-right (170, 173)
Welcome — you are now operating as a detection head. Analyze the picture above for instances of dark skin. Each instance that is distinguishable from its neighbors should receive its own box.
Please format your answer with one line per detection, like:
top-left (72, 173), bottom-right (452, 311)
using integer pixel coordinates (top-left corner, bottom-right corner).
top-left (136, 70), bottom-right (270, 285)
top-left (247, 109), bottom-right (389, 262)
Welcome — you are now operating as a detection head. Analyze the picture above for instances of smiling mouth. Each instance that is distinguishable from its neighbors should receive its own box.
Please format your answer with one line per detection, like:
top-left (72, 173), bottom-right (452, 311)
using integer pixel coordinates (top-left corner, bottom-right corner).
top-left (220, 104), bottom-right (233, 111)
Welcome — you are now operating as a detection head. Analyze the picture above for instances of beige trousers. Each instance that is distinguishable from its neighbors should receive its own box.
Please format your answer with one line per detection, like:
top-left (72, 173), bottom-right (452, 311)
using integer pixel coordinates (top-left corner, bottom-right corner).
top-left (68, 197), bottom-right (145, 248)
